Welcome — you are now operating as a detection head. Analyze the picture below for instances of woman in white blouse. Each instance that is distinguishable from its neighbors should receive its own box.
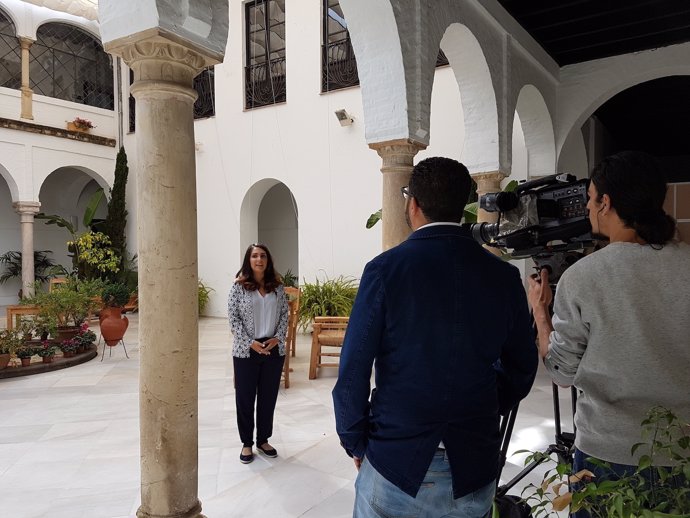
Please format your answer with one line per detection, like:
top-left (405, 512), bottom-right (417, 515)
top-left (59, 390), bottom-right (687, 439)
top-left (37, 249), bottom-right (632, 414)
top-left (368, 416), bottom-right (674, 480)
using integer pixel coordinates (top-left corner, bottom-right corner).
top-left (228, 244), bottom-right (288, 464)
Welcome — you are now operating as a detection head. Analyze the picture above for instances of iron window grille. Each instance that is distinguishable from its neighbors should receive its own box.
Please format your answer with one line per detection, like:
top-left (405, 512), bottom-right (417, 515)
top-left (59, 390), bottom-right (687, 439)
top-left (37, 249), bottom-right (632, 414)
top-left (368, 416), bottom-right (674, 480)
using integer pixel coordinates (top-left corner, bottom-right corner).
top-left (129, 67), bottom-right (216, 133)
top-left (30, 23), bottom-right (114, 109)
top-left (0, 10), bottom-right (20, 90)
top-left (322, 0), bottom-right (359, 92)
top-left (245, 0), bottom-right (286, 109)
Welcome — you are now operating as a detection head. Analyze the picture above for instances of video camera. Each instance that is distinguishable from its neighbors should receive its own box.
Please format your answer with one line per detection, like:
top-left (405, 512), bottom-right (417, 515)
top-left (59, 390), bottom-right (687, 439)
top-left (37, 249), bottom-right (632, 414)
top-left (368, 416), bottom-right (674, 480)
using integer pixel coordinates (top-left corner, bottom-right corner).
top-left (464, 174), bottom-right (595, 284)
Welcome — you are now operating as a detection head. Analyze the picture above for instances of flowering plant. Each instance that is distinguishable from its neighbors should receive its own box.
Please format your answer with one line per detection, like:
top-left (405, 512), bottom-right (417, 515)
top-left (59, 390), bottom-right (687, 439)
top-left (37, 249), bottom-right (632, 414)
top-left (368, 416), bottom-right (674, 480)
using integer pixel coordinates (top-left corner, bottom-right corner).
top-left (60, 338), bottom-right (78, 354)
top-left (36, 340), bottom-right (59, 357)
top-left (71, 116), bottom-right (95, 130)
top-left (73, 323), bottom-right (97, 348)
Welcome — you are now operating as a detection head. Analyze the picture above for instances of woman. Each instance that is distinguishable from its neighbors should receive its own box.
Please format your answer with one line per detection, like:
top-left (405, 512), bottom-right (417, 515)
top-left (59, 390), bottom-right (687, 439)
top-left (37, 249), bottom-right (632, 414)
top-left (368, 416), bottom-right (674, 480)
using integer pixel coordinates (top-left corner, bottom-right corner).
top-left (228, 243), bottom-right (288, 464)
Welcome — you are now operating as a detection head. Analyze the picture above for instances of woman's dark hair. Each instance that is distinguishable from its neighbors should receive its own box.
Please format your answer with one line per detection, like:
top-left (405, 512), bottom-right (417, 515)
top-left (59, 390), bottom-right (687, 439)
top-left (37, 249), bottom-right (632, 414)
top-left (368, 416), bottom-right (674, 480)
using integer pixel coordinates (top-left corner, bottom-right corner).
top-left (409, 157), bottom-right (472, 222)
top-left (591, 151), bottom-right (676, 246)
top-left (235, 243), bottom-right (282, 292)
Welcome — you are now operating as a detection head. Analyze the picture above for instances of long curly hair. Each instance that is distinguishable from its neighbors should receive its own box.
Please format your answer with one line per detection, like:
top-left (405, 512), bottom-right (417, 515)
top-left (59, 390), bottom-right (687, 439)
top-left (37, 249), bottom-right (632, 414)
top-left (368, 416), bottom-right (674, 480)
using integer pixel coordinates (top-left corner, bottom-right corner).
top-left (235, 243), bottom-right (282, 293)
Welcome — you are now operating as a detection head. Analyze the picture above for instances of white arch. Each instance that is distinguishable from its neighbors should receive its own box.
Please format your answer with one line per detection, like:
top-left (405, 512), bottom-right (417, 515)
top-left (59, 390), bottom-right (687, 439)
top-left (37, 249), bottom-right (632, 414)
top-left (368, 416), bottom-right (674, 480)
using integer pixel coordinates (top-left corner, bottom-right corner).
top-left (35, 163), bottom-right (110, 197)
top-left (0, 163), bottom-right (19, 202)
top-left (239, 178), bottom-right (299, 260)
top-left (34, 18), bottom-right (101, 41)
top-left (514, 84), bottom-right (555, 178)
top-left (441, 23), bottom-right (498, 174)
top-left (556, 43), bottom-right (690, 156)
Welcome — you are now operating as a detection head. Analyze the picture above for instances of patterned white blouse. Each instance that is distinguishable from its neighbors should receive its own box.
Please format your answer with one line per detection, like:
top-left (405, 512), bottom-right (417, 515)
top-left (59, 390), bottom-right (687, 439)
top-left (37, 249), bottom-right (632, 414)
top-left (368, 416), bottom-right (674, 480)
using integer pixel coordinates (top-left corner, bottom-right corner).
top-left (228, 282), bottom-right (289, 358)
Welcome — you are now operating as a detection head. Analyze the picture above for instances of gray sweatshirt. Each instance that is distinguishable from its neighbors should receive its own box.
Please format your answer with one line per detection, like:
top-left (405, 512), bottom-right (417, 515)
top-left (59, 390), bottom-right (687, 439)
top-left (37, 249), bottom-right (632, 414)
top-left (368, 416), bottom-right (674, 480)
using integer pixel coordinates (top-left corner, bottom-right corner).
top-left (544, 241), bottom-right (690, 465)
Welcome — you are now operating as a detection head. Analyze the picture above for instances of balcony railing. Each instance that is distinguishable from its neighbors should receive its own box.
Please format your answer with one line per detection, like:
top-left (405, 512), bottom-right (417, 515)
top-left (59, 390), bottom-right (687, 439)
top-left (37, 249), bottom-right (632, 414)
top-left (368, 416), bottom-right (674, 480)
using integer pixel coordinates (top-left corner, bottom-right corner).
top-left (322, 38), bottom-right (359, 92)
top-left (245, 57), bottom-right (287, 109)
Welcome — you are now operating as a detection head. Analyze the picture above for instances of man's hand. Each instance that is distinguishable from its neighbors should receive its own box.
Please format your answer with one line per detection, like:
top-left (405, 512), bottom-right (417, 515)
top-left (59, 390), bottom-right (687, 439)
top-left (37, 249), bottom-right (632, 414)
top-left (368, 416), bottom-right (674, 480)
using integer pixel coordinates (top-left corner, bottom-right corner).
top-left (527, 268), bottom-right (554, 359)
top-left (353, 456), bottom-right (362, 471)
top-left (527, 268), bottom-right (553, 315)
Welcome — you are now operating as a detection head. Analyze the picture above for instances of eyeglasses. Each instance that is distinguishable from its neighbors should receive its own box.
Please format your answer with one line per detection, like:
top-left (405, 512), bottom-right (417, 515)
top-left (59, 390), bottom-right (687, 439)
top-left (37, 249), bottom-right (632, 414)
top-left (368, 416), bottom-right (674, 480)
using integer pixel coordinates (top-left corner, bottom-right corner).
top-left (401, 186), bottom-right (413, 200)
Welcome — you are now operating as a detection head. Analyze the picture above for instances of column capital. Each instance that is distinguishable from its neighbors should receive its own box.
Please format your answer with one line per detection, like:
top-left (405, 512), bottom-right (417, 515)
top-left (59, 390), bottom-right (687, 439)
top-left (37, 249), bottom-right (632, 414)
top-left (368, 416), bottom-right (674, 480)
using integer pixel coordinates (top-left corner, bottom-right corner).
top-left (369, 139), bottom-right (427, 170)
top-left (13, 201), bottom-right (40, 216)
top-left (107, 34), bottom-right (214, 87)
top-left (471, 170), bottom-right (507, 187)
top-left (19, 37), bottom-right (34, 49)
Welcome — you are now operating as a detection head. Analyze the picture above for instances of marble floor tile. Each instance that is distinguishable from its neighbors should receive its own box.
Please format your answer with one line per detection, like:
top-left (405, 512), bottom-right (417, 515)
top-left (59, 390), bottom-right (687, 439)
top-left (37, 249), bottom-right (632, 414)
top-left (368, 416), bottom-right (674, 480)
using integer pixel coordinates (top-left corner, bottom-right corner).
top-left (0, 315), bottom-right (569, 517)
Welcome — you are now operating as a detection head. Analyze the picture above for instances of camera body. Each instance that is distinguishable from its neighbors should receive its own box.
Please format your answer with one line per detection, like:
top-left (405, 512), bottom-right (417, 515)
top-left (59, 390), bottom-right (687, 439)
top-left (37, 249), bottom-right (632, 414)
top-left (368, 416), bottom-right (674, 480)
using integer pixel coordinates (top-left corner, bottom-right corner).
top-left (465, 174), bottom-right (594, 283)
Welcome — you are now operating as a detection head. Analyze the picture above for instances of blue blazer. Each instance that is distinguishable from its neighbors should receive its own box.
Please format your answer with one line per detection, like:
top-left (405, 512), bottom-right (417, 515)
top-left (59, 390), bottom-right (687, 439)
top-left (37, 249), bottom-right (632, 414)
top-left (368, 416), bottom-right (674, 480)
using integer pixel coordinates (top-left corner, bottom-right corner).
top-left (332, 224), bottom-right (537, 498)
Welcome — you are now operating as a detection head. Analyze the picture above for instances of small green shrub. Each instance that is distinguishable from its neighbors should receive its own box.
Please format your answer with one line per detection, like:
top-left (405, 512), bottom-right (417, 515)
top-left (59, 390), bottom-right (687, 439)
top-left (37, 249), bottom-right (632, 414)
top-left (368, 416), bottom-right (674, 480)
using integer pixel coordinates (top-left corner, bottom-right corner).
top-left (198, 279), bottom-right (215, 315)
top-left (297, 275), bottom-right (358, 330)
top-left (102, 282), bottom-right (131, 307)
top-left (520, 406), bottom-right (690, 518)
top-left (281, 269), bottom-right (298, 288)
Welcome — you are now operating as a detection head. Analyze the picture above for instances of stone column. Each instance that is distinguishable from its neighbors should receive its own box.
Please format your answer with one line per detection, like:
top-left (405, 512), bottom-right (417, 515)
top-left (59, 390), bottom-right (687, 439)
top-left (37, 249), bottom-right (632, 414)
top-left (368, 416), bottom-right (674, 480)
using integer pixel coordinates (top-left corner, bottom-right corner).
top-left (473, 171), bottom-right (506, 224)
top-left (13, 201), bottom-right (41, 298)
top-left (19, 38), bottom-right (34, 120)
top-left (369, 139), bottom-right (426, 250)
top-left (109, 39), bottom-right (208, 518)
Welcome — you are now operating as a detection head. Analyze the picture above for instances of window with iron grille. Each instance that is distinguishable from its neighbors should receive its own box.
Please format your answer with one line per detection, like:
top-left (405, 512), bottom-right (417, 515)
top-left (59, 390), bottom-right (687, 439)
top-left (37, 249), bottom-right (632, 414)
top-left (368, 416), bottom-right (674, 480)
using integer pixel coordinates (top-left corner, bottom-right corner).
top-left (322, 0), bottom-right (358, 93)
top-left (30, 23), bottom-right (114, 109)
top-left (0, 10), bottom-right (20, 90)
top-left (129, 67), bottom-right (216, 132)
top-left (245, 0), bottom-right (286, 109)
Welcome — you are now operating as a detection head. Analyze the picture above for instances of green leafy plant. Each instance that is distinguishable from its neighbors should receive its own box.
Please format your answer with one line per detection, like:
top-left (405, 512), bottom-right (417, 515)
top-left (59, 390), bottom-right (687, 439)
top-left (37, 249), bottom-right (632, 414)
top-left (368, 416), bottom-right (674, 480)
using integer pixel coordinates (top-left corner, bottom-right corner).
top-left (0, 250), bottom-right (58, 286)
top-left (520, 406), bottom-right (690, 518)
top-left (297, 275), bottom-right (358, 331)
top-left (68, 231), bottom-right (121, 279)
top-left (73, 324), bottom-right (97, 348)
top-left (102, 282), bottom-right (131, 308)
top-left (15, 345), bottom-right (37, 359)
top-left (198, 279), bottom-right (215, 314)
top-left (281, 269), bottom-right (298, 288)
top-left (36, 341), bottom-right (59, 358)
top-left (0, 329), bottom-right (23, 355)
top-left (25, 284), bottom-right (94, 327)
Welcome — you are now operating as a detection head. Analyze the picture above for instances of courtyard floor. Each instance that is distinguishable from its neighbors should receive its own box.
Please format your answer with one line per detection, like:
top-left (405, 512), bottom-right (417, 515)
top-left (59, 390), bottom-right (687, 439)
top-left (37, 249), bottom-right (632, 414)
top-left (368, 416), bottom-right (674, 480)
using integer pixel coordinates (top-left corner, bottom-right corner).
top-left (0, 314), bottom-right (571, 518)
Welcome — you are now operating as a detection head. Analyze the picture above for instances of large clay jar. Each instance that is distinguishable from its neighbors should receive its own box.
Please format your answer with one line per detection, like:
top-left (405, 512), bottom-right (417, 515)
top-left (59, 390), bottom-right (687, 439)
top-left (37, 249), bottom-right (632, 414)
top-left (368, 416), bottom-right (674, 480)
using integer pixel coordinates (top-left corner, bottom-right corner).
top-left (100, 307), bottom-right (129, 346)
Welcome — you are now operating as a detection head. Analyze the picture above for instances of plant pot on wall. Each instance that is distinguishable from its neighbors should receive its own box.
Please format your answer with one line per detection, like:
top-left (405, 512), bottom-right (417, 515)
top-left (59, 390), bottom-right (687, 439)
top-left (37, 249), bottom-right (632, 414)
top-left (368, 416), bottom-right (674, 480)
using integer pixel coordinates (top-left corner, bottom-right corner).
top-left (100, 307), bottom-right (129, 346)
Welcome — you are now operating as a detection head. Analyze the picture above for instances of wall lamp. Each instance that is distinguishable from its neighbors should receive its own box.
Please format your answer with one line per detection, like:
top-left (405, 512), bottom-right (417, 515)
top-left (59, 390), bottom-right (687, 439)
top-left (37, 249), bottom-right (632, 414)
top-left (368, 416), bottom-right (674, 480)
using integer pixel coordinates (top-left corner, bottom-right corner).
top-left (334, 109), bottom-right (354, 126)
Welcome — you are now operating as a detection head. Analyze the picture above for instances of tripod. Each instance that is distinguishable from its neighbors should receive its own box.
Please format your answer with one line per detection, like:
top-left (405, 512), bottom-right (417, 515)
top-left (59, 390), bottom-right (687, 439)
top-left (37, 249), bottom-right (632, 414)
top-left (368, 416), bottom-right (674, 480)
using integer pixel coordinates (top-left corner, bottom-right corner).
top-left (496, 383), bottom-right (578, 499)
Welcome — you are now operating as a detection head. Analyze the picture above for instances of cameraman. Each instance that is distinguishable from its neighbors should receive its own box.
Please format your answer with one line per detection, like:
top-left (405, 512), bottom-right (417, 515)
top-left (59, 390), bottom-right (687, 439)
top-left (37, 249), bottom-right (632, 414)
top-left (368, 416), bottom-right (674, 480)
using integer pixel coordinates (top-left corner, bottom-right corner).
top-left (528, 151), bottom-right (690, 492)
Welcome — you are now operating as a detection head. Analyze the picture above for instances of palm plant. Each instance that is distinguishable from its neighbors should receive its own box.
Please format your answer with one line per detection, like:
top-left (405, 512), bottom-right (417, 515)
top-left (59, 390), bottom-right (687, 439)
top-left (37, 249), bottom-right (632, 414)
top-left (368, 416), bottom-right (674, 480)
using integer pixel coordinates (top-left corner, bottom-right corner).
top-left (0, 250), bottom-right (58, 285)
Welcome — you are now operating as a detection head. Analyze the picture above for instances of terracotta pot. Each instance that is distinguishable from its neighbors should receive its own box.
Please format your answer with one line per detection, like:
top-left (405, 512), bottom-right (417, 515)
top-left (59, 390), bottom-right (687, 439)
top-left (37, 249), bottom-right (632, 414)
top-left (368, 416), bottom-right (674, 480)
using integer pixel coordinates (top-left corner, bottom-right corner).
top-left (20, 357), bottom-right (32, 367)
top-left (63, 351), bottom-right (75, 358)
top-left (42, 355), bottom-right (54, 364)
top-left (0, 353), bottom-right (10, 370)
top-left (100, 307), bottom-right (129, 346)
top-left (66, 121), bottom-right (89, 133)
top-left (77, 344), bottom-right (86, 354)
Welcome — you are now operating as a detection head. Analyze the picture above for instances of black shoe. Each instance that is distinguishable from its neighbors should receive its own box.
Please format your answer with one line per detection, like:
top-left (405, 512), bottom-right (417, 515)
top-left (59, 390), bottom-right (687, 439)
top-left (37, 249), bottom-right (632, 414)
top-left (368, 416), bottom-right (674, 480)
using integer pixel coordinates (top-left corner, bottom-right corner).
top-left (240, 448), bottom-right (254, 464)
top-left (258, 443), bottom-right (278, 458)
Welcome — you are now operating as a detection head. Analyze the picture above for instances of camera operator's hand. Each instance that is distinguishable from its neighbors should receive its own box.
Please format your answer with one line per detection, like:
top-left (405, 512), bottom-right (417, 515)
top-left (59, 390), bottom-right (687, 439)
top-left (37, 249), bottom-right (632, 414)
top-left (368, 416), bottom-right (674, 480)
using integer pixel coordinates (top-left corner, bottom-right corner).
top-left (527, 268), bottom-right (554, 359)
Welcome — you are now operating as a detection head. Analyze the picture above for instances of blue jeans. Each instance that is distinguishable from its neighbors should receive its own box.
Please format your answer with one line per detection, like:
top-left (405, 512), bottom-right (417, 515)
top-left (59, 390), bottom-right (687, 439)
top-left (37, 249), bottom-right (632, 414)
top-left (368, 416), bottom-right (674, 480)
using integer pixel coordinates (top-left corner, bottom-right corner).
top-left (354, 450), bottom-right (495, 518)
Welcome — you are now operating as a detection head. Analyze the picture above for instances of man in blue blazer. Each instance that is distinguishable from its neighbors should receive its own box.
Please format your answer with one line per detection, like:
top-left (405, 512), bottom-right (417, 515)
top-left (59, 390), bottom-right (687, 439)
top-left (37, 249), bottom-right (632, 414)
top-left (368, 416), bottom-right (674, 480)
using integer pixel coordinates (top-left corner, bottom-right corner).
top-left (333, 157), bottom-right (537, 518)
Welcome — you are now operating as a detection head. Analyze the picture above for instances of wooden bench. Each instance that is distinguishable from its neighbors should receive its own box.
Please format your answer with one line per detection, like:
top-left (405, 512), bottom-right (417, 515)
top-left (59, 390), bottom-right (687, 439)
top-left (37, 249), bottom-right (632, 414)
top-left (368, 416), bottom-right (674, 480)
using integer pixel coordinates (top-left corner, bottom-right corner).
top-left (5, 305), bottom-right (40, 330)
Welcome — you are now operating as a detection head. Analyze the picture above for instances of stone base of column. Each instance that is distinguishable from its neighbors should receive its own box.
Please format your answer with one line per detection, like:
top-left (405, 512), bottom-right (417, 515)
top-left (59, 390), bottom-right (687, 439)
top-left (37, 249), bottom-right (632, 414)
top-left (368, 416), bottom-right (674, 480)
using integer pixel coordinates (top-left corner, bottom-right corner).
top-left (20, 86), bottom-right (33, 120)
top-left (137, 500), bottom-right (205, 518)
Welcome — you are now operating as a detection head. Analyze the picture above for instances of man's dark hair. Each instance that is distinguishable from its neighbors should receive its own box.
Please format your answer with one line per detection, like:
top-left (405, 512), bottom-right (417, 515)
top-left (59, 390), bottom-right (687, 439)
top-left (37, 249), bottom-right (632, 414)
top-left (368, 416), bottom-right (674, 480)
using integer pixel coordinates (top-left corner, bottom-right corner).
top-left (408, 157), bottom-right (472, 223)
top-left (591, 151), bottom-right (676, 246)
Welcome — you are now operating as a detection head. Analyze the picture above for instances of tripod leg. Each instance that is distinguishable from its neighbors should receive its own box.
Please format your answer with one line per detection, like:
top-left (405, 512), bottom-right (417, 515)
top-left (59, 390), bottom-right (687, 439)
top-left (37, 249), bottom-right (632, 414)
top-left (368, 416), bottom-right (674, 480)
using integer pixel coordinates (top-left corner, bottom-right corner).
top-left (121, 339), bottom-right (129, 359)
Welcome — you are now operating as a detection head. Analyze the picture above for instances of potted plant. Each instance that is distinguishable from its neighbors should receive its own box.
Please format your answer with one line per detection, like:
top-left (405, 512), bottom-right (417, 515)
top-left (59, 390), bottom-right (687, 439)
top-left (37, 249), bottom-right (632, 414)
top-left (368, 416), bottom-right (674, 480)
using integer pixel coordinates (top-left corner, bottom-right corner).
top-left (0, 250), bottom-right (58, 298)
top-left (60, 338), bottom-right (78, 358)
top-left (521, 406), bottom-right (690, 517)
top-left (0, 329), bottom-right (22, 370)
top-left (15, 345), bottom-right (37, 367)
top-left (36, 341), bottom-right (59, 364)
top-left (100, 283), bottom-right (130, 346)
top-left (297, 275), bottom-right (358, 331)
top-left (28, 283), bottom-right (94, 340)
top-left (67, 116), bottom-right (95, 132)
top-left (198, 279), bottom-right (214, 315)
top-left (73, 323), bottom-right (97, 353)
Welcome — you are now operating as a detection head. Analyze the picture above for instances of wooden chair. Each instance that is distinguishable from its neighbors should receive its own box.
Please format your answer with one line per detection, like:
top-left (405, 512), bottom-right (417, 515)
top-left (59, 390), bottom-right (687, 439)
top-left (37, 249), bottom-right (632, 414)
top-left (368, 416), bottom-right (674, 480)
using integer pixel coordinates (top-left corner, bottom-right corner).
top-left (5, 305), bottom-right (40, 330)
top-left (308, 316), bottom-right (349, 380)
top-left (49, 277), bottom-right (68, 292)
top-left (281, 287), bottom-right (300, 388)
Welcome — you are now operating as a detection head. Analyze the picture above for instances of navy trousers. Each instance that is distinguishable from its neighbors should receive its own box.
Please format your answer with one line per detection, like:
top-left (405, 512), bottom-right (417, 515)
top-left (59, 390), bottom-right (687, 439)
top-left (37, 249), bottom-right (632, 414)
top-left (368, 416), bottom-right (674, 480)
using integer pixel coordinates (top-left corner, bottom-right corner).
top-left (233, 346), bottom-right (285, 447)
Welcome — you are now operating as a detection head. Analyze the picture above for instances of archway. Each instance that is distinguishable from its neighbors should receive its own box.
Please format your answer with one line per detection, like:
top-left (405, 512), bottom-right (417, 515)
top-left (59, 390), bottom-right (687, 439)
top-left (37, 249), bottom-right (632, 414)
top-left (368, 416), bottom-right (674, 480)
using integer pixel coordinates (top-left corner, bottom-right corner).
top-left (240, 179), bottom-right (299, 279)
top-left (514, 85), bottom-right (556, 179)
top-left (440, 23), bottom-right (498, 173)
top-left (0, 165), bottom-right (21, 306)
top-left (36, 167), bottom-right (109, 272)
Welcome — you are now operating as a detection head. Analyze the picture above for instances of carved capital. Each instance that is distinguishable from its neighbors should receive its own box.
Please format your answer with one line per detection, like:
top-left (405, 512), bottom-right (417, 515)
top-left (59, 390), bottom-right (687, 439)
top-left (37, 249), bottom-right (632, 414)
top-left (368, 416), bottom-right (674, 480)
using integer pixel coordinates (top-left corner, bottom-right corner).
top-left (13, 201), bottom-right (41, 217)
top-left (369, 139), bottom-right (427, 174)
top-left (472, 170), bottom-right (507, 196)
top-left (19, 37), bottom-right (33, 50)
top-left (113, 36), bottom-right (208, 90)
